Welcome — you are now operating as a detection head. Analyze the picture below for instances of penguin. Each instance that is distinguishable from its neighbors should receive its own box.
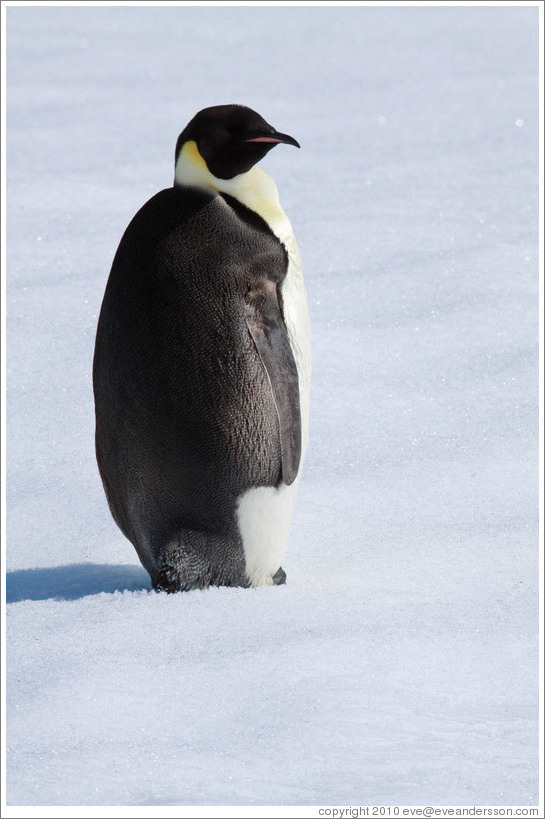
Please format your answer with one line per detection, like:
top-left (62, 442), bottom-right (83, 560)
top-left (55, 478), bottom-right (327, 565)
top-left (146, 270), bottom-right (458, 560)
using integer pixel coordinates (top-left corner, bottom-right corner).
top-left (93, 104), bottom-right (311, 592)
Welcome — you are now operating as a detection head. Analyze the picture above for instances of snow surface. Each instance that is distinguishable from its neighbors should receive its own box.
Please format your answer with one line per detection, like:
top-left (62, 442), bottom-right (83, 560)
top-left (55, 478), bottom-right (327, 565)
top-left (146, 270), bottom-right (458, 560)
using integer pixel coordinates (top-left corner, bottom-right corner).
top-left (4, 2), bottom-right (541, 810)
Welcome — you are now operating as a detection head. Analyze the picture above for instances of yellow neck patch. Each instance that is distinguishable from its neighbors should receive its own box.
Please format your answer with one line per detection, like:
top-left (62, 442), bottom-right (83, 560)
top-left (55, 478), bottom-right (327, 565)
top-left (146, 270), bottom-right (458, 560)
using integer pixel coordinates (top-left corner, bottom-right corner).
top-left (174, 139), bottom-right (290, 244)
top-left (175, 140), bottom-right (211, 187)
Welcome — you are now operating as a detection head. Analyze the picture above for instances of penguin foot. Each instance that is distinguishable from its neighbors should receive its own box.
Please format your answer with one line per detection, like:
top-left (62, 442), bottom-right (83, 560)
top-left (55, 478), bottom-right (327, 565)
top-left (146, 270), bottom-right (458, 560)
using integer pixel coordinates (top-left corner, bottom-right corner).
top-left (247, 566), bottom-right (287, 587)
top-left (272, 566), bottom-right (287, 586)
top-left (154, 561), bottom-right (286, 591)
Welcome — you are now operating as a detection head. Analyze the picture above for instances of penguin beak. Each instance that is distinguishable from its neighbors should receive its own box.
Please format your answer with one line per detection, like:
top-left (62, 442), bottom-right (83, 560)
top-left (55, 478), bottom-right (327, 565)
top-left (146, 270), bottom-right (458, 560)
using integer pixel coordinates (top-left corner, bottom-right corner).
top-left (245, 131), bottom-right (300, 149)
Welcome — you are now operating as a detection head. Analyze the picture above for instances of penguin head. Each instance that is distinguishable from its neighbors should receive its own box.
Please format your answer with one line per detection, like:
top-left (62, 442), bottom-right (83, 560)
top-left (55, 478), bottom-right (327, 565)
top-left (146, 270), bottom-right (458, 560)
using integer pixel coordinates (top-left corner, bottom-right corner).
top-left (174, 104), bottom-right (300, 180)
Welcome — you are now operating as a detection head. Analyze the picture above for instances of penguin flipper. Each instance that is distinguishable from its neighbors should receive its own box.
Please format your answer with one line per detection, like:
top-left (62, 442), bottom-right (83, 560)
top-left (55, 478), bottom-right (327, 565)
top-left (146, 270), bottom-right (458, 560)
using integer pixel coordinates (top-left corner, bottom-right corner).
top-left (245, 286), bottom-right (301, 486)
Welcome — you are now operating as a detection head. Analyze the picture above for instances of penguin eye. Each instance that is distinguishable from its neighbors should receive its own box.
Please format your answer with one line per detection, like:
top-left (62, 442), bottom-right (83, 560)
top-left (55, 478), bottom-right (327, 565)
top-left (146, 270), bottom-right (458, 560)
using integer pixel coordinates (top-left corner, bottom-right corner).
top-left (198, 124), bottom-right (231, 157)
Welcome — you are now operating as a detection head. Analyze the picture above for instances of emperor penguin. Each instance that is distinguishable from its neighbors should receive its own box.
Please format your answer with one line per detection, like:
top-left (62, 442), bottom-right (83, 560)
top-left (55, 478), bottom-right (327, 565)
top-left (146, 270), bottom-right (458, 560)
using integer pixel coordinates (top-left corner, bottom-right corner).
top-left (93, 104), bottom-right (311, 592)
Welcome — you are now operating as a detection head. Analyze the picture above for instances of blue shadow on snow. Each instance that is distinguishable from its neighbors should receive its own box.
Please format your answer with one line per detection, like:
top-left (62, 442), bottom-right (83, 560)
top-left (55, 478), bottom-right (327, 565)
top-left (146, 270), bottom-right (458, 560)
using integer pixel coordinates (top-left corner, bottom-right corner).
top-left (6, 563), bottom-right (152, 603)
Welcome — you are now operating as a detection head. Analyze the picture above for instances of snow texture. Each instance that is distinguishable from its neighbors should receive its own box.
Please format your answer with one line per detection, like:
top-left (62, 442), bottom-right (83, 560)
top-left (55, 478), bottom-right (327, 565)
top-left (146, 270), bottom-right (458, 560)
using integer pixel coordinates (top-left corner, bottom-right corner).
top-left (4, 3), bottom-right (541, 810)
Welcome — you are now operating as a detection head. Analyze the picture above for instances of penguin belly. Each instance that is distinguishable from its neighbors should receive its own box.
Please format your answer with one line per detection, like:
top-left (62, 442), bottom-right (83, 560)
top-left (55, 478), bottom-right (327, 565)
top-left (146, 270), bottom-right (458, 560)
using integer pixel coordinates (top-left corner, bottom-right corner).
top-left (93, 185), bottom-right (304, 591)
top-left (236, 215), bottom-right (311, 587)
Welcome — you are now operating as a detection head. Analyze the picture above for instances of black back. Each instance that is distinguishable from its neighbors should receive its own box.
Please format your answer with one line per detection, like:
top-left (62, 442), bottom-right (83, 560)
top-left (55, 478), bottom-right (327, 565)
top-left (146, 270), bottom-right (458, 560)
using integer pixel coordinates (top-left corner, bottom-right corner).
top-left (93, 185), bottom-right (301, 588)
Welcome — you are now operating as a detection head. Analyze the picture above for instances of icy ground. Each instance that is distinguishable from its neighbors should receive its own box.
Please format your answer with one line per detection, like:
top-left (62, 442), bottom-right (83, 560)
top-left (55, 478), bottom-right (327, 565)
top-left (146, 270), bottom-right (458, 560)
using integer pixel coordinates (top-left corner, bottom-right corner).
top-left (4, 3), bottom-right (541, 810)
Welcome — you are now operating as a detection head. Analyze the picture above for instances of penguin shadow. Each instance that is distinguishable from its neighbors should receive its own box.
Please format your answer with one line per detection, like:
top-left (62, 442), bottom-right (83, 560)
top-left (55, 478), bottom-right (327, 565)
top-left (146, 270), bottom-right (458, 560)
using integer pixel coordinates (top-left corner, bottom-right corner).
top-left (6, 563), bottom-right (152, 603)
